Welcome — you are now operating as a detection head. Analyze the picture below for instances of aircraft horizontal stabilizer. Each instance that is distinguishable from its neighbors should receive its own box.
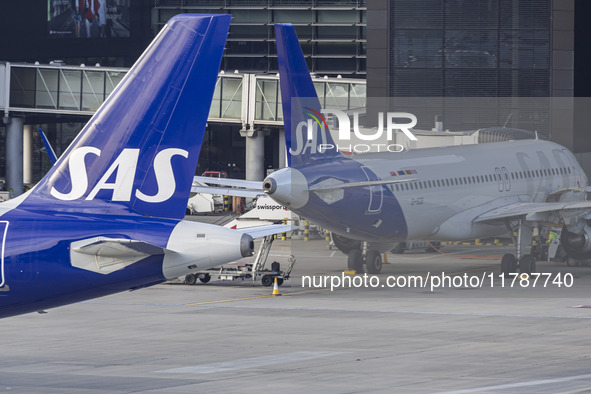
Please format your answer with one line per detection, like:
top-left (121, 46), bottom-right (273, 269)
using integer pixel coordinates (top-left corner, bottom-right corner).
top-left (191, 185), bottom-right (266, 198)
top-left (70, 237), bottom-right (167, 274)
top-left (193, 176), bottom-right (263, 189)
top-left (72, 238), bottom-right (166, 258)
top-left (474, 201), bottom-right (591, 223)
top-left (235, 224), bottom-right (292, 239)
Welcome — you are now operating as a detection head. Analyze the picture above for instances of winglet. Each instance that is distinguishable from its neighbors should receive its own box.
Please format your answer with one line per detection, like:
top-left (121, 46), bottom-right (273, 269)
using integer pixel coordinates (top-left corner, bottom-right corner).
top-left (38, 128), bottom-right (57, 165)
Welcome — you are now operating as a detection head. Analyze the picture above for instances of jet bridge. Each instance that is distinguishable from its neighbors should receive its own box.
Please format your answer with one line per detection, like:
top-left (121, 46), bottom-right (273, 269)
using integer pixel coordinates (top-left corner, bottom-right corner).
top-left (0, 61), bottom-right (366, 195)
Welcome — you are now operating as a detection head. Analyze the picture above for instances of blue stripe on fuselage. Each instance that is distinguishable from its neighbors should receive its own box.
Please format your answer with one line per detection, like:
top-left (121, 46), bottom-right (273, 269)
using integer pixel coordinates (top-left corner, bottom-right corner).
top-left (296, 157), bottom-right (407, 241)
top-left (0, 206), bottom-right (177, 318)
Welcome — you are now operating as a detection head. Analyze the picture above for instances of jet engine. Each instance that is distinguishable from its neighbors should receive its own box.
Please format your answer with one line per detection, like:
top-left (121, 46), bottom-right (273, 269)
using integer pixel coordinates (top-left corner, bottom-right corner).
top-left (560, 224), bottom-right (591, 260)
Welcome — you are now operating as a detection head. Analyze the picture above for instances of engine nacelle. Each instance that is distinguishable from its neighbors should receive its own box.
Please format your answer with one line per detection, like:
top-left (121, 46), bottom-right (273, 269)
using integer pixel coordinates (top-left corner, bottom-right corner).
top-left (560, 224), bottom-right (591, 260)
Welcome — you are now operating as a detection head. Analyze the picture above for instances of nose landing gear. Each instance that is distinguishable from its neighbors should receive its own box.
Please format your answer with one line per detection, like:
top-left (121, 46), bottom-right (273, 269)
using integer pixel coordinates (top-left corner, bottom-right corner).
top-left (346, 242), bottom-right (383, 274)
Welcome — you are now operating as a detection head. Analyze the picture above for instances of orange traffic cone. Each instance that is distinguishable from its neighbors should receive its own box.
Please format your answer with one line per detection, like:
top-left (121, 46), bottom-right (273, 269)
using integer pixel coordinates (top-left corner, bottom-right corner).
top-left (272, 277), bottom-right (281, 296)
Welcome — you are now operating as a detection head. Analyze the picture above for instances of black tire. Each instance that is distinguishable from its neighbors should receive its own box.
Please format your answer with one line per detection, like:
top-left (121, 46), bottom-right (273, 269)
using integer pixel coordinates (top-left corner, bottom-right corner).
top-left (198, 273), bottom-right (211, 283)
top-left (184, 274), bottom-right (197, 285)
top-left (276, 278), bottom-right (284, 286)
top-left (347, 249), bottom-right (364, 272)
top-left (365, 250), bottom-right (382, 274)
top-left (519, 254), bottom-right (536, 276)
top-left (500, 253), bottom-right (516, 278)
top-left (261, 275), bottom-right (274, 287)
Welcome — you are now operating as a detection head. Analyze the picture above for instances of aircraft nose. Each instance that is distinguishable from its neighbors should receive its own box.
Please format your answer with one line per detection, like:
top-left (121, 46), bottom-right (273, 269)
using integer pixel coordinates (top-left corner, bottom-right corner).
top-left (263, 167), bottom-right (309, 209)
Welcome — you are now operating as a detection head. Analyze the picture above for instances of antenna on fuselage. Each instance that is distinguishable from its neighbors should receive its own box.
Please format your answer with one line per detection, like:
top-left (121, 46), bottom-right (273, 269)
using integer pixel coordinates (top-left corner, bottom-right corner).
top-left (503, 113), bottom-right (512, 128)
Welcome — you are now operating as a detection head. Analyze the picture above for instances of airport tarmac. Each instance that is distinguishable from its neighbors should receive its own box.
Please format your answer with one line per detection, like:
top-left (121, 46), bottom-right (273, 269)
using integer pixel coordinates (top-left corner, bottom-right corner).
top-left (1, 238), bottom-right (591, 393)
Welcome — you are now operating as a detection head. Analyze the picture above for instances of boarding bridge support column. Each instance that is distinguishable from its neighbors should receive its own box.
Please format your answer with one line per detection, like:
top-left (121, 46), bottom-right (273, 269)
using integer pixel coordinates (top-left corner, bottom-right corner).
top-left (6, 117), bottom-right (24, 197)
top-left (23, 124), bottom-right (33, 187)
top-left (279, 128), bottom-right (286, 169)
top-left (242, 128), bottom-right (264, 181)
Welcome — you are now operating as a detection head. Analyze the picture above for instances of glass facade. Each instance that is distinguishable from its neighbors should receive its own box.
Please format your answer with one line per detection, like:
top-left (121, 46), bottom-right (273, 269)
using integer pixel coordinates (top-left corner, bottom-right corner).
top-left (10, 66), bottom-right (126, 112)
top-left (152, 0), bottom-right (367, 76)
top-left (389, 0), bottom-right (551, 97)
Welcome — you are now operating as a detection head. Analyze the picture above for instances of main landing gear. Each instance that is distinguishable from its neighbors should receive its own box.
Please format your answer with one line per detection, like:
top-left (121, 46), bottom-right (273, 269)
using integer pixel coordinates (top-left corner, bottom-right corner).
top-left (500, 219), bottom-right (536, 277)
top-left (347, 243), bottom-right (383, 274)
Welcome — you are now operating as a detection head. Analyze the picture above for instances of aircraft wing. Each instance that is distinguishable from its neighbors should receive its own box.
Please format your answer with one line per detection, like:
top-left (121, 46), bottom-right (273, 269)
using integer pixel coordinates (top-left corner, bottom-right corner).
top-left (474, 201), bottom-right (591, 223)
top-left (194, 176), bottom-right (263, 189)
top-left (235, 224), bottom-right (292, 239)
top-left (191, 185), bottom-right (265, 198)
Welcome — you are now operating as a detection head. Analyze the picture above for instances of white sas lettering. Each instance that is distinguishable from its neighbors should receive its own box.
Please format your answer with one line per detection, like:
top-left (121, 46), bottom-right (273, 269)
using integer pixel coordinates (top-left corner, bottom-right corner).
top-left (136, 148), bottom-right (189, 203)
top-left (50, 146), bottom-right (101, 200)
top-left (51, 147), bottom-right (189, 203)
top-left (86, 149), bottom-right (140, 201)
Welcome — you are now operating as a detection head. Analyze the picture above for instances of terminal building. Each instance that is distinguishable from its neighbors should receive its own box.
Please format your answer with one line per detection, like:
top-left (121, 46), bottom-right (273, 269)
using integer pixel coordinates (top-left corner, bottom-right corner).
top-left (0, 0), bottom-right (590, 196)
top-left (0, 0), bottom-right (367, 196)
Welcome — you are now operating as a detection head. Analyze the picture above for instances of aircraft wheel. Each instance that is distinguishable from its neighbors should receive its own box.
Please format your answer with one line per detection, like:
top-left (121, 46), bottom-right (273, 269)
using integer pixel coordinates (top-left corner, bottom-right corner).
top-left (261, 275), bottom-right (274, 287)
top-left (365, 250), bottom-right (382, 274)
top-left (500, 254), bottom-right (516, 278)
top-left (519, 254), bottom-right (536, 276)
top-left (184, 274), bottom-right (197, 285)
top-left (347, 249), bottom-right (364, 272)
top-left (198, 273), bottom-right (211, 284)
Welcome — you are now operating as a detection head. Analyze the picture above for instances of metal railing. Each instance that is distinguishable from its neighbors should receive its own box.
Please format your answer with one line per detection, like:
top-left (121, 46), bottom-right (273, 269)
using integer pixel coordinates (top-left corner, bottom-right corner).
top-left (2, 62), bottom-right (366, 128)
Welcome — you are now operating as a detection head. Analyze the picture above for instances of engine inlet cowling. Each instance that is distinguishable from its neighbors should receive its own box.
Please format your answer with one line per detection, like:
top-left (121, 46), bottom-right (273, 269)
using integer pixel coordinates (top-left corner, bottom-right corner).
top-left (560, 225), bottom-right (591, 260)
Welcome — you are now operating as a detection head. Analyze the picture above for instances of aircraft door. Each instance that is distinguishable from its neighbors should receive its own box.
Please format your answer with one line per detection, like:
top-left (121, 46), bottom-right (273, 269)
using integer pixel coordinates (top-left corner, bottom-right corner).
top-left (563, 149), bottom-right (583, 187)
top-left (361, 166), bottom-right (383, 213)
top-left (0, 221), bottom-right (8, 289)
top-left (495, 168), bottom-right (503, 192)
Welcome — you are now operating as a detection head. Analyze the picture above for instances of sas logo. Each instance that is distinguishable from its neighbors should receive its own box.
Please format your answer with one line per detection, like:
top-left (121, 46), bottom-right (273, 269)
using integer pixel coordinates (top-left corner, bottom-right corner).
top-left (50, 147), bottom-right (189, 203)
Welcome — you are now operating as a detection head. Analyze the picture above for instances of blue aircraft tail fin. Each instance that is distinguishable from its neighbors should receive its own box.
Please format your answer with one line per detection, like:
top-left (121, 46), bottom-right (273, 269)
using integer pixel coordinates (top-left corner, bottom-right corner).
top-left (275, 23), bottom-right (341, 167)
top-left (38, 128), bottom-right (57, 166)
top-left (25, 14), bottom-right (230, 219)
